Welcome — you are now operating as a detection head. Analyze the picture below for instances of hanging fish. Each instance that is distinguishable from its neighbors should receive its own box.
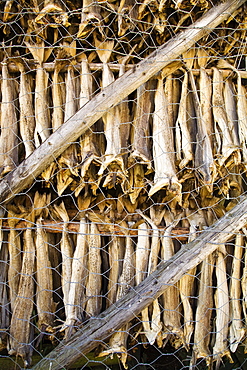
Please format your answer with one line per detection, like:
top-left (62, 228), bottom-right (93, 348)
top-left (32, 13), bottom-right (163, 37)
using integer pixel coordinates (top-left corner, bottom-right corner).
top-left (53, 202), bottom-right (74, 321)
top-left (85, 222), bottom-right (102, 318)
top-left (212, 67), bottom-right (240, 168)
top-left (9, 220), bottom-right (35, 367)
top-left (213, 245), bottom-right (232, 366)
top-left (15, 58), bottom-right (35, 158)
top-left (161, 211), bottom-right (184, 348)
top-left (25, 40), bottom-right (52, 148)
top-left (118, 0), bottom-right (138, 37)
top-left (128, 81), bottom-right (152, 203)
top-left (229, 233), bottom-right (245, 352)
top-left (0, 59), bottom-right (19, 176)
top-left (62, 218), bottom-right (88, 340)
top-left (95, 37), bottom-right (127, 189)
top-left (149, 70), bottom-right (181, 202)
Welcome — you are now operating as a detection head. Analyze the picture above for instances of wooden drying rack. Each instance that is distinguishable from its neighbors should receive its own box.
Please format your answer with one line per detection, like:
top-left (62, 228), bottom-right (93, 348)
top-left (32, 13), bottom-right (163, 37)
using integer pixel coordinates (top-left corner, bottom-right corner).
top-left (3, 60), bottom-right (247, 79)
top-left (2, 217), bottom-right (189, 240)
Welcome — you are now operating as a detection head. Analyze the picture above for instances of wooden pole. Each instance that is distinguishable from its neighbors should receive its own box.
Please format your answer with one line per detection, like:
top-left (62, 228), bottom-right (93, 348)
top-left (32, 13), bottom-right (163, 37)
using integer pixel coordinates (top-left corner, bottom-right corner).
top-left (0, 0), bottom-right (246, 205)
top-left (31, 194), bottom-right (247, 370)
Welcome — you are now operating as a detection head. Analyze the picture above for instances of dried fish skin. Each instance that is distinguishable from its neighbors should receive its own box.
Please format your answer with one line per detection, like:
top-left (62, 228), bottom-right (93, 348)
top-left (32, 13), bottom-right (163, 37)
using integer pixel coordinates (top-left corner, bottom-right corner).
top-left (7, 213), bottom-right (22, 312)
top-left (54, 202), bottom-right (73, 320)
top-left (212, 67), bottom-right (239, 168)
top-left (192, 253), bottom-right (214, 366)
top-left (236, 77), bottom-right (247, 165)
top-left (62, 218), bottom-right (88, 339)
top-left (213, 246), bottom-right (232, 365)
top-left (175, 71), bottom-right (193, 170)
top-left (118, 0), bottom-right (138, 37)
top-left (161, 211), bottom-right (184, 348)
top-left (0, 61), bottom-right (19, 176)
top-left (135, 222), bottom-right (150, 286)
top-left (35, 218), bottom-right (55, 333)
top-left (107, 235), bottom-right (123, 308)
top-left (16, 61), bottom-right (35, 158)
top-left (149, 74), bottom-right (181, 200)
top-left (229, 234), bottom-right (245, 353)
top-left (9, 226), bottom-right (35, 367)
top-left (85, 223), bottom-right (102, 318)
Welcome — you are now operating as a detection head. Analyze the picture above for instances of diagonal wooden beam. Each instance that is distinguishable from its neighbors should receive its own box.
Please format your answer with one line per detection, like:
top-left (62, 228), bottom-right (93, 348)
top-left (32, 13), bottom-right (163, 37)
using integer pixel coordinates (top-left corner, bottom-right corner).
top-left (31, 194), bottom-right (247, 370)
top-left (0, 0), bottom-right (246, 205)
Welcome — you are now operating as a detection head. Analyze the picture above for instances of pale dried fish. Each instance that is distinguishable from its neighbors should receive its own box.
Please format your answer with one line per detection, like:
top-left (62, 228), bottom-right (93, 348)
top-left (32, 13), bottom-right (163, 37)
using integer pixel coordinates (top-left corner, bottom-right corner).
top-left (85, 223), bottom-right (102, 318)
top-left (0, 60), bottom-right (19, 176)
top-left (175, 50), bottom-right (194, 169)
top-left (9, 221), bottom-right (35, 367)
top-left (15, 59), bottom-right (35, 158)
top-left (118, 0), bottom-right (138, 37)
top-left (95, 38), bottom-right (126, 187)
top-left (107, 234), bottom-right (124, 308)
top-left (135, 221), bottom-right (150, 286)
top-left (7, 211), bottom-right (22, 312)
top-left (100, 223), bottom-right (134, 368)
top-left (149, 71), bottom-right (181, 201)
top-left (26, 41), bottom-right (51, 147)
top-left (161, 211), bottom-right (184, 348)
top-left (128, 81), bottom-right (152, 203)
top-left (192, 253), bottom-right (215, 367)
top-left (229, 233), bottom-right (245, 352)
top-left (0, 228), bottom-right (9, 350)
top-left (213, 246), bottom-right (232, 365)
top-left (35, 216), bottom-right (56, 335)
top-left (180, 209), bottom-right (206, 348)
top-left (212, 67), bottom-right (240, 167)
top-left (192, 49), bottom-right (216, 190)
top-left (62, 218), bottom-right (88, 340)
top-left (138, 211), bottom-right (162, 346)
top-left (54, 202), bottom-right (73, 320)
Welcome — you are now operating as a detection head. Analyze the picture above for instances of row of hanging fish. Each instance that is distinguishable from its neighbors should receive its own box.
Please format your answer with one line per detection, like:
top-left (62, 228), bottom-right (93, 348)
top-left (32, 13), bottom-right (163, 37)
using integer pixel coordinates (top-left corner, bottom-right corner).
top-left (0, 48), bottom-right (246, 207)
top-left (1, 193), bottom-right (247, 368)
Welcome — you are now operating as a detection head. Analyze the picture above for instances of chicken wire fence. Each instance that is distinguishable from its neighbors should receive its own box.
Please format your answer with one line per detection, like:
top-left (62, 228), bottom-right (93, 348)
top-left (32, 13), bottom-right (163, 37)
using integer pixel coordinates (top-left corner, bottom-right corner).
top-left (1, 0), bottom-right (247, 369)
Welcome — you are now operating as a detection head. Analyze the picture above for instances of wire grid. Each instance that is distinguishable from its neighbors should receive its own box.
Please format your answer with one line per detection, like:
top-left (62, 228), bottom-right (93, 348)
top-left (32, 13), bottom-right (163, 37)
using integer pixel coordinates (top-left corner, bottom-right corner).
top-left (1, 1), bottom-right (247, 369)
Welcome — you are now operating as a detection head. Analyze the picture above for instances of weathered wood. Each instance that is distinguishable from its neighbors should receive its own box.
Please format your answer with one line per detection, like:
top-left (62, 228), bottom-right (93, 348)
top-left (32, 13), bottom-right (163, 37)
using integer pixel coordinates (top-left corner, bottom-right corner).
top-left (0, 0), bottom-right (246, 205)
top-left (31, 194), bottom-right (247, 370)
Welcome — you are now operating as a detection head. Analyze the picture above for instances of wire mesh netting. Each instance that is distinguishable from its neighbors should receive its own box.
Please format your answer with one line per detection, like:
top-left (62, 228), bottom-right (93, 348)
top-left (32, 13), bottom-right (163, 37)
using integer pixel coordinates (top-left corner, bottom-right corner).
top-left (1, 1), bottom-right (247, 369)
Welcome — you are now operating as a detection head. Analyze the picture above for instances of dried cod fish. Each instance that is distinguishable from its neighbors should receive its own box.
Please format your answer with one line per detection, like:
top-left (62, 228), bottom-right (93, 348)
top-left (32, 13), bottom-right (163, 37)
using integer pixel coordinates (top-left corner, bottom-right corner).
top-left (118, 0), bottom-right (138, 37)
top-left (128, 81), bottom-right (152, 203)
top-left (236, 74), bottom-right (247, 165)
top-left (54, 202), bottom-right (73, 321)
top-left (57, 47), bottom-right (79, 195)
top-left (100, 223), bottom-right (135, 368)
top-left (0, 60), bottom-right (19, 176)
top-left (26, 41), bottom-right (51, 147)
top-left (192, 252), bottom-right (215, 367)
top-left (161, 211), bottom-right (184, 348)
top-left (85, 222), bottom-right (102, 318)
top-left (180, 209), bottom-right (206, 348)
top-left (95, 38), bottom-right (127, 188)
top-left (35, 216), bottom-right (56, 335)
top-left (192, 49), bottom-right (216, 190)
top-left (7, 211), bottom-right (22, 312)
top-left (35, 0), bottom-right (70, 28)
top-left (175, 50), bottom-right (194, 170)
top-left (138, 211), bottom-right (162, 346)
top-left (75, 53), bottom-right (101, 197)
top-left (0, 227), bottom-right (9, 350)
top-left (9, 220), bottom-right (35, 367)
top-left (149, 70), bottom-right (181, 201)
top-left (15, 59), bottom-right (35, 158)
top-left (229, 233), bottom-right (245, 352)
top-left (62, 218), bottom-right (88, 340)
top-left (212, 67), bottom-right (240, 168)
top-left (77, 0), bottom-right (103, 38)
top-left (213, 245), bottom-right (232, 365)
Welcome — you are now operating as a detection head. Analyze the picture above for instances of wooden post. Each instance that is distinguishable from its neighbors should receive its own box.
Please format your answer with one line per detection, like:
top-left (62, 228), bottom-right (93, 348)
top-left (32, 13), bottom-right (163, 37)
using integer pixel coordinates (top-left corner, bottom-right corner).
top-left (0, 0), bottom-right (246, 205)
top-left (31, 194), bottom-right (247, 370)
